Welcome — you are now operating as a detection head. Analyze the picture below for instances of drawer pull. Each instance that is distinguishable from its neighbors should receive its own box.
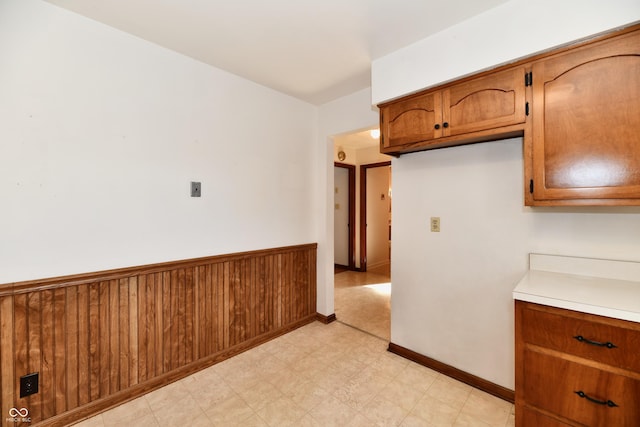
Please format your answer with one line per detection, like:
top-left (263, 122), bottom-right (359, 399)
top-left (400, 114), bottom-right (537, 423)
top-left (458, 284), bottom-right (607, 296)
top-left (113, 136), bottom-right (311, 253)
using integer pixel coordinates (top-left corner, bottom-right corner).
top-left (574, 391), bottom-right (618, 408)
top-left (573, 335), bottom-right (617, 349)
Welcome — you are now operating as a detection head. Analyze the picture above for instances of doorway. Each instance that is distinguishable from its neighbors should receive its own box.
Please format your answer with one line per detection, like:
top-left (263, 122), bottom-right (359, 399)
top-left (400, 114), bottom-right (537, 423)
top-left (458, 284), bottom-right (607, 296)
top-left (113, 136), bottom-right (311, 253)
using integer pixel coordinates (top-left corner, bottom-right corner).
top-left (333, 129), bottom-right (392, 340)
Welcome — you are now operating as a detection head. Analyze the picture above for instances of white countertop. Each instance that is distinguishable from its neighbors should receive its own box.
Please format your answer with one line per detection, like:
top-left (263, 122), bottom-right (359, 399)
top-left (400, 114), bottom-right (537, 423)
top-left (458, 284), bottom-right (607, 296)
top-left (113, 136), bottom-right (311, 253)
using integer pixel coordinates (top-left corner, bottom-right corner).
top-left (513, 254), bottom-right (640, 323)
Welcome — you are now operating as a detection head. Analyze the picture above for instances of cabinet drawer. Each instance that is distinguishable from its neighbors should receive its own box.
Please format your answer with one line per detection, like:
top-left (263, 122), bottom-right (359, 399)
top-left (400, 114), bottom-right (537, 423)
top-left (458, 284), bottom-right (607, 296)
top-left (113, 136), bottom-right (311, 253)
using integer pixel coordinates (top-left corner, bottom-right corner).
top-left (521, 303), bottom-right (640, 372)
top-left (523, 350), bottom-right (640, 426)
top-left (517, 405), bottom-right (572, 427)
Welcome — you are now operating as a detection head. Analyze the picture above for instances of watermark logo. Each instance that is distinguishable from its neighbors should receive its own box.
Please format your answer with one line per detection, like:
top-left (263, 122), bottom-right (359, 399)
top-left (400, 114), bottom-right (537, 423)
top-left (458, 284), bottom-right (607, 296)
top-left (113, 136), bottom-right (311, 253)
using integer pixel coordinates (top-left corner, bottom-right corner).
top-left (6, 407), bottom-right (31, 423)
top-left (8, 409), bottom-right (28, 418)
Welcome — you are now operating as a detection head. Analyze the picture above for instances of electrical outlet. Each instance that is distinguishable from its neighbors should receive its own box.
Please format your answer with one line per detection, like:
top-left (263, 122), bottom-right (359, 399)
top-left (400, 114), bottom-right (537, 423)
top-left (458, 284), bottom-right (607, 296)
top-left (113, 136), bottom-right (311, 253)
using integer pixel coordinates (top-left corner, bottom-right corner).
top-left (20, 372), bottom-right (39, 398)
top-left (430, 217), bottom-right (440, 232)
top-left (190, 181), bottom-right (201, 197)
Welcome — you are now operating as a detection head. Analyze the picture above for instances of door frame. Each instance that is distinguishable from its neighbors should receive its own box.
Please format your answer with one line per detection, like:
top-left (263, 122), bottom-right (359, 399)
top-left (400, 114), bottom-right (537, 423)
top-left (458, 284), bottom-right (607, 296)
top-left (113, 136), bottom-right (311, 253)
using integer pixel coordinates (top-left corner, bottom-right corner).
top-left (334, 162), bottom-right (356, 270)
top-left (359, 161), bottom-right (391, 272)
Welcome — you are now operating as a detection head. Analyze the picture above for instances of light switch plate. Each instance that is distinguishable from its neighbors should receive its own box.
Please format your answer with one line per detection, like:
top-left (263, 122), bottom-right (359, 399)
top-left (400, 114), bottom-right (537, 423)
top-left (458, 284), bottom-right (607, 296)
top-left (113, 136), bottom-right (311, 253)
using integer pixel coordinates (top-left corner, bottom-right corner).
top-left (430, 217), bottom-right (440, 232)
top-left (191, 181), bottom-right (201, 197)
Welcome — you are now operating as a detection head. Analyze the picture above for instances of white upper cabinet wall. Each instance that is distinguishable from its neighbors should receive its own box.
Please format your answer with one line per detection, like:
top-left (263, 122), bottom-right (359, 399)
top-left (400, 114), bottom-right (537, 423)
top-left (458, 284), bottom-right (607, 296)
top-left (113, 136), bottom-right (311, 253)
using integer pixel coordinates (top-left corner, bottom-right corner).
top-left (371, 0), bottom-right (640, 105)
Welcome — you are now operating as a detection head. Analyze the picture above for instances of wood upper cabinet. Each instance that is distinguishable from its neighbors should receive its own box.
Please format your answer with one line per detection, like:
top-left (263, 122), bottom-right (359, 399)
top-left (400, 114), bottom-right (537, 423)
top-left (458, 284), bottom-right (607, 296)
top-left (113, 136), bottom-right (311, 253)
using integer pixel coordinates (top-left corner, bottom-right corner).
top-left (380, 91), bottom-right (443, 149)
top-left (445, 67), bottom-right (527, 137)
top-left (529, 29), bottom-right (640, 204)
top-left (380, 67), bottom-right (527, 154)
top-left (378, 23), bottom-right (640, 205)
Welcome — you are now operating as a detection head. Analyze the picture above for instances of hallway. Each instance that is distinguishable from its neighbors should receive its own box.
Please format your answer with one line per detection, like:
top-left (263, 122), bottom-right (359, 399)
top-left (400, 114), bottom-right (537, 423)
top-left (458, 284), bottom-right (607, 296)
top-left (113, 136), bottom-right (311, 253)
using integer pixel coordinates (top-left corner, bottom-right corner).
top-left (334, 264), bottom-right (391, 340)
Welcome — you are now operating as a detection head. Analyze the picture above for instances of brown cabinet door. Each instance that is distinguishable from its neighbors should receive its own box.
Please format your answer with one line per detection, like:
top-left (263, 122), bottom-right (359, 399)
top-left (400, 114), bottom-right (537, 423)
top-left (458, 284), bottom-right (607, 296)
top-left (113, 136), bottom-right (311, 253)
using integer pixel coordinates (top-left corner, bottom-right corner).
top-left (523, 349), bottom-right (640, 427)
top-left (531, 30), bottom-right (640, 201)
top-left (444, 67), bottom-right (526, 137)
top-left (380, 91), bottom-right (442, 149)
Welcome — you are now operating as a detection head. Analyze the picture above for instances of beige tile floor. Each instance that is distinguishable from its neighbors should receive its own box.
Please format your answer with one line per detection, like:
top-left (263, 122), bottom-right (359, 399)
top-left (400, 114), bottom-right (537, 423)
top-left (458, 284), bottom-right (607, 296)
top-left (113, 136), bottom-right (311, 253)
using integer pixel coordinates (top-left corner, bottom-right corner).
top-left (73, 320), bottom-right (515, 427)
top-left (334, 264), bottom-right (392, 340)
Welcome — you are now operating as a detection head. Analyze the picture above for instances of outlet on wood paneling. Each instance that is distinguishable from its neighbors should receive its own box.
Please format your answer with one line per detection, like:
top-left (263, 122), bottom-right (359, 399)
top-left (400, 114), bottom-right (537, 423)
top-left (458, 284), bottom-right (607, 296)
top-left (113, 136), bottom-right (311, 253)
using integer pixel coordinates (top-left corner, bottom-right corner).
top-left (0, 244), bottom-right (317, 427)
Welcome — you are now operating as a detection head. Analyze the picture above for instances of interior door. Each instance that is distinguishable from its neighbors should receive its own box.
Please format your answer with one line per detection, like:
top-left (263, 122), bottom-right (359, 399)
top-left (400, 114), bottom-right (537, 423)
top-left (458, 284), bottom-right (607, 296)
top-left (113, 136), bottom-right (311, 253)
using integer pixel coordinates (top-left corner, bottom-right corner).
top-left (360, 161), bottom-right (391, 271)
top-left (334, 166), bottom-right (350, 267)
top-left (366, 166), bottom-right (391, 270)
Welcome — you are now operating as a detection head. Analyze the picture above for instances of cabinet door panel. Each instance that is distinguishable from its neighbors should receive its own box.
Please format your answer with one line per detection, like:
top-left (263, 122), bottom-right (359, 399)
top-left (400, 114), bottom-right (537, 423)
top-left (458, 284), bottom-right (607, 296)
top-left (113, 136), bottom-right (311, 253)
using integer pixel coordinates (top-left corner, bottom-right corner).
top-left (524, 350), bottom-right (640, 427)
top-left (532, 31), bottom-right (640, 201)
top-left (380, 92), bottom-right (442, 149)
top-left (445, 67), bottom-right (526, 137)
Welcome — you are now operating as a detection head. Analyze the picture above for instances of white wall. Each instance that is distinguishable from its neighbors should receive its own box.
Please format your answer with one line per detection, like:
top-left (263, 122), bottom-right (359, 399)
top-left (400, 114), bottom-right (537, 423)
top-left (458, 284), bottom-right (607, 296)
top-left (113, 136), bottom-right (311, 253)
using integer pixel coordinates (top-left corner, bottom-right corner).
top-left (0, 0), bottom-right (317, 283)
top-left (392, 140), bottom-right (640, 389)
top-left (372, 0), bottom-right (640, 389)
top-left (372, 0), bottom-right (640, 104)
top-left (355, 145), bottom-right (391, 166)
top-left (316, 89), bottom-right (379, 315)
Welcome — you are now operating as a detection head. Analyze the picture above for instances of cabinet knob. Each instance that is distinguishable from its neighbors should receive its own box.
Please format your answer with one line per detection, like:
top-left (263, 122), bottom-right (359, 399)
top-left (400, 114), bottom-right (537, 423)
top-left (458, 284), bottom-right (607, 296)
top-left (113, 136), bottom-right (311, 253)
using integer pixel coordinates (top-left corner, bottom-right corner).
top-left (443, 122), bottom-right (449, 128)
top-left (434, 124), bottom-right (440, 130)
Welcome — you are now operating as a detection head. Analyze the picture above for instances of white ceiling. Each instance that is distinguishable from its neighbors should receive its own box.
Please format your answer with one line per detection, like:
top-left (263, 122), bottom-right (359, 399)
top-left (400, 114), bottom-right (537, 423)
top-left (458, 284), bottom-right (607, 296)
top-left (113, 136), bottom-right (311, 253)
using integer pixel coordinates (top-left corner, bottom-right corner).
top-left (43, 0), bottom-right (509, 105)
top-left (335, 129), bottom-right (380, 150)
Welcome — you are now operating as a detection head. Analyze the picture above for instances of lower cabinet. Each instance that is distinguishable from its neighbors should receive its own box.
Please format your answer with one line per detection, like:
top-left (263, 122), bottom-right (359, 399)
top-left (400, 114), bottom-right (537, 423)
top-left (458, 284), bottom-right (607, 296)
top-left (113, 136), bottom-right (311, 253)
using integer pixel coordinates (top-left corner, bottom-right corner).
top-left (518, 406), bottom-right (572, 427)
top-left (515, 301), bottom-right (640, 426)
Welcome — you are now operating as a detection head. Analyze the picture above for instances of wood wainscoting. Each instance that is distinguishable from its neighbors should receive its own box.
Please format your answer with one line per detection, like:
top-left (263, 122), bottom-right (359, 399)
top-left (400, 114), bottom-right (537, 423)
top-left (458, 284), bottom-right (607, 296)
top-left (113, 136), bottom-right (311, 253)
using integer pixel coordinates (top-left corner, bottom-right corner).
top-left (0, 244), bottom-right (317, 426)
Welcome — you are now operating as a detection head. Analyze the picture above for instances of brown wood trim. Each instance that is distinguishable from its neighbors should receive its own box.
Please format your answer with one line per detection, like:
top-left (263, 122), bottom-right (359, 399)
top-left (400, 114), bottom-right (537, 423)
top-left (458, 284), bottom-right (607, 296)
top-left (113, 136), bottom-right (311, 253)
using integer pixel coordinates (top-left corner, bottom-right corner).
top-left (0, 243), bottom-right (317, 296)
top-left (381, 126), bottom-right (524, 157)
top-left (360, 161), bottom-right (392, 272)
top-left (377, 22), bottom-right (640, 108)
top-left (334, 162), bottom-right (356, 269)
top-left (0, 244), bottom-right (317, 426)
top-left (388, 342), bottom-right (515, 403)
top-left (362, 161), bottom-right (393, 169)
top-left (316, 313), bottom-right (337, 324)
